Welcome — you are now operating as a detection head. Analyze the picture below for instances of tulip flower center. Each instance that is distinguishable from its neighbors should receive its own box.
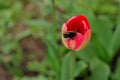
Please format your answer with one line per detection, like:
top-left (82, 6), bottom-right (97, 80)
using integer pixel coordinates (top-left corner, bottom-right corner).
top-left (66, 15), bottom-right (89, 35)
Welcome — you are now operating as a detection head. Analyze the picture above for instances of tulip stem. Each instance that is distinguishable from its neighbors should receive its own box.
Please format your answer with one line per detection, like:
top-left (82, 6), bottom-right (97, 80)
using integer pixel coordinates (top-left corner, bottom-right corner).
top-left (51, 0), bottom-right (57, 41)
top-left (70, 51), bottom-right (76, 80)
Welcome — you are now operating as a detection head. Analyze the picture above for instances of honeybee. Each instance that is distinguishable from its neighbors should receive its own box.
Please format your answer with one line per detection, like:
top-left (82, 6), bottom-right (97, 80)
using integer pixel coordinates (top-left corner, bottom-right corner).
top-left (63, 31), bottom-right (76, 40)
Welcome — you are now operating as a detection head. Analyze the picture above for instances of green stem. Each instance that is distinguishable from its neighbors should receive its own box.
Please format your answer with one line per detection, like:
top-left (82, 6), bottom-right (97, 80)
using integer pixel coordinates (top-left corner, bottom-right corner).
top-left (51, 0), bottom-right (57, 41)
top-left (70, 51), bottom-right (76, 80)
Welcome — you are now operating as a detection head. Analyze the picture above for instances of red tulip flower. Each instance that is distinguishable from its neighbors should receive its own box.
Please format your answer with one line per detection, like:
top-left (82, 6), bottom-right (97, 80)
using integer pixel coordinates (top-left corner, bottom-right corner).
top-left (62, 15), bottom-right (91, 51)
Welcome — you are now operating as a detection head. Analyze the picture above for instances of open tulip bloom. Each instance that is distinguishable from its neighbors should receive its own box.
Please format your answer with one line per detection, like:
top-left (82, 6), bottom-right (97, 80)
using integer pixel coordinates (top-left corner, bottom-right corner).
top-left (62, 15), bottom-right (91, 51)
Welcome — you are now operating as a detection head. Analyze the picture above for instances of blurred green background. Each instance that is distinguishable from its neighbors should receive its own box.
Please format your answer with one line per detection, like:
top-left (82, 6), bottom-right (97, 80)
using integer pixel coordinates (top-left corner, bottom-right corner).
top-left (0, 0), bottom-right (120, 80)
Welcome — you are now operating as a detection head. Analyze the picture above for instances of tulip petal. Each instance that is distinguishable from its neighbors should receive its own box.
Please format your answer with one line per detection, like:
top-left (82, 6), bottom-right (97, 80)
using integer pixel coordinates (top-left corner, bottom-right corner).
top-left (75, 30), bottom-right (91, 51)
top-left (62, 23), bottom-right (67, 33)
top-left (73, 33), bottom-right (85, 51)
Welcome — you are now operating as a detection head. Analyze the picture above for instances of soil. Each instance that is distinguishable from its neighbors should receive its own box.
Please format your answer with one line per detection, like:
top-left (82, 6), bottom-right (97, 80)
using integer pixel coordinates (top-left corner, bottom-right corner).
top-left (0, 64), bottom-right (13, 80)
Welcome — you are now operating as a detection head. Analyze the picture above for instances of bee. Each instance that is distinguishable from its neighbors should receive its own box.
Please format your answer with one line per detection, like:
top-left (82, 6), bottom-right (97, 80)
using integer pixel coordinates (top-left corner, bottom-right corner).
top-left (63, 31), bottom-right (76, 40)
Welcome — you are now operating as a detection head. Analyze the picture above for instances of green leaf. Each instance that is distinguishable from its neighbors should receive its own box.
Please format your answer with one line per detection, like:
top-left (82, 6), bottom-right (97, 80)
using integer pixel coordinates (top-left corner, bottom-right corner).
top-left (91, 16), bottom-right (113, 50)
top-left (27, 60), bottom-right (55, 77)
top-left (1, 41), bottom-right (15, 54)
top-left (46, 41), bottom-right (60, 74)
top-left (85, 59), bottom-right (110, 80)
top-left (26, 20), bottom-right (51, 38)
top-left (14, 75), bottom-right (48, 80)
top-left (109, 19), bottom-right (120, 60)
top-left (27, 61), bottom-right (46, 72)
top-left (26, 20), bottom-right (51, 30)
top-left (75, 61), bottom-right (88, 77)
top-left (61, 51), bottom-right (75, 80)
top-left (15, 29), bottom-right (32, 40)
top-left (91, 34), bottom-right (110, 63)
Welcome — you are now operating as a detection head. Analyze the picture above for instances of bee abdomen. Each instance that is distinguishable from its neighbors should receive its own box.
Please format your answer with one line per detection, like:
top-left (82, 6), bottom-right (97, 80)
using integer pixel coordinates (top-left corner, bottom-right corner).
top-left (63, 32), bottom-right (76, 39)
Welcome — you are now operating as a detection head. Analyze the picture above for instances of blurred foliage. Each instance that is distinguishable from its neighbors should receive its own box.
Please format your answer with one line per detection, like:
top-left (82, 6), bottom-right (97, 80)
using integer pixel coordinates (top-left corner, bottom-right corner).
top-left (0, 0), bottom-right (120, 80)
